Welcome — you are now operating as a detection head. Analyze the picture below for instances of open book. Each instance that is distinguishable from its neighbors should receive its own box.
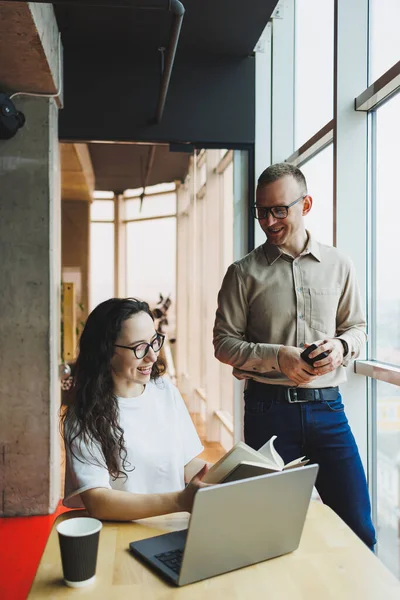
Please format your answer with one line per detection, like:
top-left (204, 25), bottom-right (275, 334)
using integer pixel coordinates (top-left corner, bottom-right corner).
top-left (202, 436), bottom-right (309, 484)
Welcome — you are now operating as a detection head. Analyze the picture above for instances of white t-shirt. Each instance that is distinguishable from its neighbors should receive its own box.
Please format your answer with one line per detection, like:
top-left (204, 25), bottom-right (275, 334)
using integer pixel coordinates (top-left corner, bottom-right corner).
top-left (63, 377), bottom-right (204, 508)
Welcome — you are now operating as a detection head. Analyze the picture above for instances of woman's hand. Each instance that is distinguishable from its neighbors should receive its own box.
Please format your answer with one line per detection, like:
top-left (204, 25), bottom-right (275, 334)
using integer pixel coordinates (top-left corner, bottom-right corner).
top-left (178, 464), bottom-right (210, 513)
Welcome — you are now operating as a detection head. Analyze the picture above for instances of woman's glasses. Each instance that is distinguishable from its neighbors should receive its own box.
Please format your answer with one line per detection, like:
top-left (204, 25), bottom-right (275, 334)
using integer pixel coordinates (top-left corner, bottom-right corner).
top-left (114, 333), bottom-right (165, 359)
top-left (251, 194), bottom-right (306, 220)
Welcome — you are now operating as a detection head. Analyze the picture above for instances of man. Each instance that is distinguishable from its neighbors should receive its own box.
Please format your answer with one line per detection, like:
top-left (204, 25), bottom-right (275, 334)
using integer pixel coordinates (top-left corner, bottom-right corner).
top-left (213, 162), bottom-right (375, 549)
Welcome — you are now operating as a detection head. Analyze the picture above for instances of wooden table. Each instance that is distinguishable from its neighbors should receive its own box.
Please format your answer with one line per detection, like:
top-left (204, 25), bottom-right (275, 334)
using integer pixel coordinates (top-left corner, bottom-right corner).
top-left (29, 502), bottom-right (400, 599)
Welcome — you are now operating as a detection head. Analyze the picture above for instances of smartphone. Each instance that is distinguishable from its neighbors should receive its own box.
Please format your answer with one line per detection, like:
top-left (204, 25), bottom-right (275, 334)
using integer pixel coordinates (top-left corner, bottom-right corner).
top-left (300, 343), bottom-right (329, 366)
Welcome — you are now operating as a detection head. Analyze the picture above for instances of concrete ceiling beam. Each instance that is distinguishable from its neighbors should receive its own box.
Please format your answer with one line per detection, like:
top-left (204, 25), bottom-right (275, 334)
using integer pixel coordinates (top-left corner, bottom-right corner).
top-left (0, 1), bottom-right (61, 102)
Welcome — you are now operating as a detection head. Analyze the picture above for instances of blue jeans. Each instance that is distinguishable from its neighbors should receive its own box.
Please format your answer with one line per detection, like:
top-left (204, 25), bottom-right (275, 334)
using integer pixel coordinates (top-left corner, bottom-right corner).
top-left (244, 381), bottom-right (376, 550)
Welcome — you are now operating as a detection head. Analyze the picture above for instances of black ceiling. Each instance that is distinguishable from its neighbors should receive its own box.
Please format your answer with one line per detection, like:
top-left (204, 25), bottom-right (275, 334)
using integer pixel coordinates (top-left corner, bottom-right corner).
top-left (54, 0), bottom-right (276, 57)
top-left (89, 143), bottom-right (190, 191)
top-left (53, 0), bottom-right (277, 191)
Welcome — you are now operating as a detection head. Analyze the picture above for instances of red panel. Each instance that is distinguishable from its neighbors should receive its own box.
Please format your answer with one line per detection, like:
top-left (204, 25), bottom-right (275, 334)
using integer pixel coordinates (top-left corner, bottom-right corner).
top-left (0, 503), bottom-right (73, 600)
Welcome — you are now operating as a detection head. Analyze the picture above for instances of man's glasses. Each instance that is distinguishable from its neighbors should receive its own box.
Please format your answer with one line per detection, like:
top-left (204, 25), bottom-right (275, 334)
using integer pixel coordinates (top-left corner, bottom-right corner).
top-left (251, 194), bottom-right (306, 220)
top-left (114, 333), bottom-right (165, 359)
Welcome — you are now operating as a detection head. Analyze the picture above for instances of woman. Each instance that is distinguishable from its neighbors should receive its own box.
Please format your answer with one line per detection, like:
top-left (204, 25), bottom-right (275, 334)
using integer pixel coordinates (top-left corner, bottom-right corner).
top-left (62, 297), bottom-right (208, 521)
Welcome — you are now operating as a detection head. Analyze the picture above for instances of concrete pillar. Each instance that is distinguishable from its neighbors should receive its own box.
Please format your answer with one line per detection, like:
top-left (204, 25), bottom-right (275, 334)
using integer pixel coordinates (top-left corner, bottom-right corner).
top-left (0, 96), bottom-right (61, 516)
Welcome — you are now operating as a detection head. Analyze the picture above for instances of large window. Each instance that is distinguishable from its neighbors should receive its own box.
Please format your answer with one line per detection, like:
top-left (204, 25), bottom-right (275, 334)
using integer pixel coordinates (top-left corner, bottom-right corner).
top-left (370, 0), bottom-right (400, 83)
top-left (123, 185), bottom-right (177, 335)
top-left (126, 217), bottom-right (176, 331)
top-left (125, 193), bottom-right (176, 221)
top-left (373, 94), bottom-right (400, 575)
top-left (258, 0), bottom-right (400, 580)
top-left (376, 380), bottom-right (400, 578)
top-left (294, 0), bottom-right (334, 148)
top-left (374, 94), bottom-right (400, 365)
top-left (300, 144), bottom-right (334, 245)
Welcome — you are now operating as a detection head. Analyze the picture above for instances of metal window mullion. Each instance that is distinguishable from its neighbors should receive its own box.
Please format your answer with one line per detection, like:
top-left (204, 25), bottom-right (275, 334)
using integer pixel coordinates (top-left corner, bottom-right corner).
top-left (123, 198), bottom-right (128, 298)
top-left (367, 110), bottom-right (378, 525)
top-left (334, 0), bottom-right (370, 481)
top-left (113, 194), bottom-right (119, 298)
top-left (271, 0), bottom-right (295, 163)
top-left (334, 0), bottom-right (369, 320)
top-left (254, 21), bottom-right (272, 248)
top-left (369, 376), bottom-right (377, 536)
top-left (368, 111), bottom-right (377, 361)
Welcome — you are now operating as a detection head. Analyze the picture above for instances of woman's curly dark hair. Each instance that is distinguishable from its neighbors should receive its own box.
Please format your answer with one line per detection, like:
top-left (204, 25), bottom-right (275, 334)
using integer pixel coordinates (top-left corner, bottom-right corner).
top-left (61, 297), bottom-right (165, 480)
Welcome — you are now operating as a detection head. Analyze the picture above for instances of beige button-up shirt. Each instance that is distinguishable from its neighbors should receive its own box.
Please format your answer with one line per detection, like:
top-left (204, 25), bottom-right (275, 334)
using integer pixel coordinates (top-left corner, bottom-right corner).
top-left (213, 232), bottom-right (366, 388)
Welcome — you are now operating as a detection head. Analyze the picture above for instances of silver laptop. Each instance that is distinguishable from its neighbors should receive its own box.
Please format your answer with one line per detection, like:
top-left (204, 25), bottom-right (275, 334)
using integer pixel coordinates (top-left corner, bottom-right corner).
top-left (129, 464), bottom-right (318, 586)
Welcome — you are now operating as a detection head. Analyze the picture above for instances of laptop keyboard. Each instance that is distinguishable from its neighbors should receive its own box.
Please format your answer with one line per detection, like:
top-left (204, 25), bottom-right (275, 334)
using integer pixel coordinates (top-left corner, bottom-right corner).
top-left (154, 548), bottom-right (183, 574)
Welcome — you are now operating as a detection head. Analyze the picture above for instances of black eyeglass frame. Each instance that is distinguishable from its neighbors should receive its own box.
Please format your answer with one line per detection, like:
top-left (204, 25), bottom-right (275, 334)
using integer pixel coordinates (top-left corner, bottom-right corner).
top-left (251, 194), bottom-right (306, 220)
top-left (114, 332), bottom-right (165, 359)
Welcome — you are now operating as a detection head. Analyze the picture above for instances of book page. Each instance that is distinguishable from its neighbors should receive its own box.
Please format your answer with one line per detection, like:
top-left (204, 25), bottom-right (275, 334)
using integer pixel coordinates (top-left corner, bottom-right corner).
top-left (202, 441), bottom-right (276, 484)
top-left (283, 457), bottom-right (309, 469)
top-left (257, 436), bottom-right (285, 470)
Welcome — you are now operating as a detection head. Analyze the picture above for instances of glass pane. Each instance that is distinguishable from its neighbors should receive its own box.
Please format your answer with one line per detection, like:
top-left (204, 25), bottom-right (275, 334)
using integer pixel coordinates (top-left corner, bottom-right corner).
top-left (93, 191), bottom-right (114, 199)
top-left (376, 380), bottom-right (400, 578)
top-left (90, 200), bottom-right (114, 221)
top-left (125, 193), bottom-right (176, 221)
top-left (295, 0), bottom-right (334, 148)
top-left (145, 182), bottom-right (176, 195)
top-left (370, 0), bottom-right (400, 83)
top-left (375, 93), bottom-right (400, 363)
top-left (300, 144), bottom-right (334, 245)
top-left (89, 223), bottom-right (114, 311)
top-left (126, 217), bottom-right (176, 335)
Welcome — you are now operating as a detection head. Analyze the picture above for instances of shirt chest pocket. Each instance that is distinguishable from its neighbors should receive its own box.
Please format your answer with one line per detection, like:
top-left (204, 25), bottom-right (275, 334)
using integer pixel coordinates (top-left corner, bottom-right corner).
top-left (306, 287), bottom-right (341, 335)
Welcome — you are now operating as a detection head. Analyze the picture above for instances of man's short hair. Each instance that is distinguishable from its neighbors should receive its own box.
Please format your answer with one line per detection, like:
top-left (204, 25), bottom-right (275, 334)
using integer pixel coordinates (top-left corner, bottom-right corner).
top-left (257, 163), bottom-right (307, 194)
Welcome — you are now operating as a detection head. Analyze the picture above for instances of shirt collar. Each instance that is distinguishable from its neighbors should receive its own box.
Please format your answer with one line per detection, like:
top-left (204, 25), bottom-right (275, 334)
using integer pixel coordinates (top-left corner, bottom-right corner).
top-left (263, 230), bottom-right (321, 265)
top-left (303, 231), bottom-right (321, 262)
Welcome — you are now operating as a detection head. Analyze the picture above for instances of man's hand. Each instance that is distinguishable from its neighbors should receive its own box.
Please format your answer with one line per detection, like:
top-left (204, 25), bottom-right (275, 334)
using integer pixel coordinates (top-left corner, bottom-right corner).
top-left (177, 464), bottom-right (210, 513)
top-left (306, 339), bottom-right (344, 375)
top-left (278, 346), bottom-right (319, 386)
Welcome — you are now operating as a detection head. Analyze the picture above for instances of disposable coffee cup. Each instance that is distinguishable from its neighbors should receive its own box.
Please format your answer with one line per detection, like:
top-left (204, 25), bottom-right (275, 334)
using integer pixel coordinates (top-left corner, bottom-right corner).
top-left (56, 517), bottom-right (102, 588)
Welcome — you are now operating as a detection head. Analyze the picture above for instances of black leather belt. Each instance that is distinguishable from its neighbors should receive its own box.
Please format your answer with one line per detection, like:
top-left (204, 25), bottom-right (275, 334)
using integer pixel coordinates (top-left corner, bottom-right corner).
top-left (247, 381), bottom-right (339, 404)
top-left (283, 386), bottom-right (339, 403)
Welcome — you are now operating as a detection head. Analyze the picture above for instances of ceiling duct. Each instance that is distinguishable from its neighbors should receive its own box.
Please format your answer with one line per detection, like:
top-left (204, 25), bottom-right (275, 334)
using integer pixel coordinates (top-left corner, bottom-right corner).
top-left (155, 1), bottom-right (185, 123)
top-left (1, 0), bottom-right (185, 123)
top-left (3, 1), bottom-right (177, 7)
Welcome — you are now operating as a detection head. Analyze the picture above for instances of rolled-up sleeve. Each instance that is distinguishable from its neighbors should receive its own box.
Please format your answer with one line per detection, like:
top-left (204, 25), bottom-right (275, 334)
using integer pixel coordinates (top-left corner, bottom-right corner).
top-left (213, 263), bottom-right (281, 376)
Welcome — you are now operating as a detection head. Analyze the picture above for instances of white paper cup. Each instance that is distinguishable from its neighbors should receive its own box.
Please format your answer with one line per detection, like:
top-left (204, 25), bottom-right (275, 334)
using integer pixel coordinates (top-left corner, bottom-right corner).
top-left (56, 517), bottom-right (102, 587)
